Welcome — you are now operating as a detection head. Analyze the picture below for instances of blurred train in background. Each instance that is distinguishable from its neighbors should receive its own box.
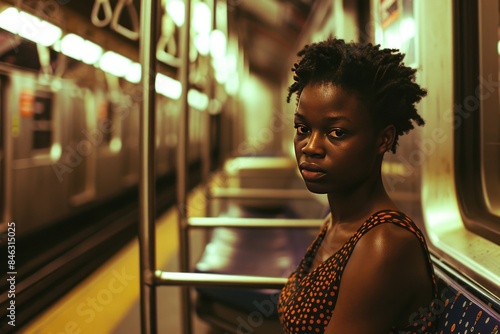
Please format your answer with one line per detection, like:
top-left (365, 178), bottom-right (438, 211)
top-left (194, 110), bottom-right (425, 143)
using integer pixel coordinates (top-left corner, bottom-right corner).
top-left (0, 0), bottom-right (499, 333)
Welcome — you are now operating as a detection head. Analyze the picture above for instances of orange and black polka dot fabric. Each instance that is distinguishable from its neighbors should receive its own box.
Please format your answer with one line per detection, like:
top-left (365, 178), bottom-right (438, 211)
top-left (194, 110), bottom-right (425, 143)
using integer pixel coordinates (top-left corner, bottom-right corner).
top-left (434, 278), bottom-right (500, 334)
top-left (278, 210), bottom-right (438, 334)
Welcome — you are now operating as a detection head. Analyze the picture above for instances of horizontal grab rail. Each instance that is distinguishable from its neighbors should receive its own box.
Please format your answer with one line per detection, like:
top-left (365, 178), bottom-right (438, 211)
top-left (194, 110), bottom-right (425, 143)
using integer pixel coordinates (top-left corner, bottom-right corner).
top-left (430, 254), bottom-right (500, 309)
top-left (188, 217), bottom-right (324, 228)
top-left (221, 175), bottom-right (298, 180)
top-left (155, 271), bottom-right (287, 289)
top-left (210, 188), bottom-right (313, 200)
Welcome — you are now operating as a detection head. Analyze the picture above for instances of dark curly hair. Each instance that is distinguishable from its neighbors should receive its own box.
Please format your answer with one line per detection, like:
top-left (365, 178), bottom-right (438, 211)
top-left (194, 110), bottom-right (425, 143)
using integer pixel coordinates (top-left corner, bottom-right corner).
top-left (287, 38), bottom-right (426, 153)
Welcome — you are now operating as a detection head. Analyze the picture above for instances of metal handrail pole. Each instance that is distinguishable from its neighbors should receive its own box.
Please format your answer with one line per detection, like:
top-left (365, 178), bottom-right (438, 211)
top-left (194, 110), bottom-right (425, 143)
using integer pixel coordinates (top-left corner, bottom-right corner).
top-left (178, 0), bottom-right (193, 333)
top-left (210, 188), bottom-right (315, 200)
top-left (202, 0), bottom-right (217, 218)
top-left (430, 254), bottom-right (500, 309)
top-left (155, 271), bottom-right (287, 289)
top-left (188, 217), bottom-right (324, 228)
top-left (138, 0), bottom-right (159, 332)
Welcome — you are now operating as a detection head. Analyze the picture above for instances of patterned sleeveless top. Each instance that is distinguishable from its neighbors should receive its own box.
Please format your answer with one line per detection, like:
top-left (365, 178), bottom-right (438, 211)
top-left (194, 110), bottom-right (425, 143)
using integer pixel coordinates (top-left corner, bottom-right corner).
top-left (278, 210), bottom-right (438, 334)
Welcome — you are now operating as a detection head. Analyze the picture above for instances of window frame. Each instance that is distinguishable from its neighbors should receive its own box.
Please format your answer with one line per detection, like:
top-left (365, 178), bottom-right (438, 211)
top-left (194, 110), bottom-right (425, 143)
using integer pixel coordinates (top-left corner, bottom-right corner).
top-left (453, 0), bottom-right (500, 245)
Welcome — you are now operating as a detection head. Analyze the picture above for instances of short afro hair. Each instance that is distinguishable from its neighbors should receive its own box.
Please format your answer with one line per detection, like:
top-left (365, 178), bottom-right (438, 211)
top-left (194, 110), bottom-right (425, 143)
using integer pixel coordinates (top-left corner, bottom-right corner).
top-left (287, 38), bottom-right (426, 153)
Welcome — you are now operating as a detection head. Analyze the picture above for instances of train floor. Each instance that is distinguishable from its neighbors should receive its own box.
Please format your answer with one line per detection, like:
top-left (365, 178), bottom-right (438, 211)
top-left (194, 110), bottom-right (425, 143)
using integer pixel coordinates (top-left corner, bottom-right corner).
top-left (23, 184), bottom-right (217, 334)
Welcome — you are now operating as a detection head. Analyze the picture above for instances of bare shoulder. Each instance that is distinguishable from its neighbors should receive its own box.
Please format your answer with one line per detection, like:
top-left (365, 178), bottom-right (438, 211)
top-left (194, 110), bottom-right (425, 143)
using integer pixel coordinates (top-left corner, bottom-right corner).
top-left (324, 219), bottom-right (433, 333)
top-left (355, 220), bottom-right (425, 263)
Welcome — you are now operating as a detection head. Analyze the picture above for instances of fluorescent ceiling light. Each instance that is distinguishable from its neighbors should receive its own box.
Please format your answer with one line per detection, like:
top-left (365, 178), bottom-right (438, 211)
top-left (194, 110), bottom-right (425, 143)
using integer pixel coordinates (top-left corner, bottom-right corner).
top-left (18, 11), bottom-right (62, 46)
top-left (167, 0), bottom-right (185, 27)
top-left (61, 33), bottom-right (103, 65)
top-left (194, 34), bottom-right (210, 56)
top-left (0, 7), bottom-right (20, 34)
top-left (61, 33), bottom-right (84, 60)
top-left (210, 29), bottom-right (226, 59)
top-left (188, 89), bottom-right (209, 110)
top-left (0, 7), bottom-right (62, 46)
top-left (98, 51), bottom-right (132, 77)
top-left (193, 2), bottom-right (211, 35)
top-left (81, 40), bottom-right (103, 65)
top-left (156, 73), bottom-right (182, 99)
top-left (125, 62), bottom-right (141, 83)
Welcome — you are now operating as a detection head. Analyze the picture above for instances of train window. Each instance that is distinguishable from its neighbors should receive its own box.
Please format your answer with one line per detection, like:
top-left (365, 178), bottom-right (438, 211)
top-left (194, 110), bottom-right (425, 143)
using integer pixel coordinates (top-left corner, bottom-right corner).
top-left (96, 97), bottom-right (123, 152)
top-left (32, 93), bottom-right (53, 150)
top-left (102, 102), bottom-right (115, 144)
top-left (480, 0), bottom-right (500, 216)
top-left (375, 0), bottom-right (416, 67)
top-left (454, 0), bottom-right (500, 244)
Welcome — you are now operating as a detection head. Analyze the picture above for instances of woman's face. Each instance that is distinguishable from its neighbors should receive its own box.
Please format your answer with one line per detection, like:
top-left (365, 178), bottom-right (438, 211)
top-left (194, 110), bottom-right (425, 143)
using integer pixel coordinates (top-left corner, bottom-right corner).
top-left (293, 83), bottom-right (383, 194)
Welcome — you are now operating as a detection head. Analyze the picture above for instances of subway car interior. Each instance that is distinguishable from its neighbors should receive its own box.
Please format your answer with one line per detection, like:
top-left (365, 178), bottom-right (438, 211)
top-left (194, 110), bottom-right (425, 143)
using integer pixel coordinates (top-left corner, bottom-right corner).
top-left (0, 0), bottom-right (499, 333)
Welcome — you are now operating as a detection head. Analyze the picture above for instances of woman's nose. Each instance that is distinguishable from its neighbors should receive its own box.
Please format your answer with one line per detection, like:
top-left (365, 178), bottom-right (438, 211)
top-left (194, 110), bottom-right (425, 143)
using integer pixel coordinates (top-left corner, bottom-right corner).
top-left (301, 132), bottom-right (325, 158)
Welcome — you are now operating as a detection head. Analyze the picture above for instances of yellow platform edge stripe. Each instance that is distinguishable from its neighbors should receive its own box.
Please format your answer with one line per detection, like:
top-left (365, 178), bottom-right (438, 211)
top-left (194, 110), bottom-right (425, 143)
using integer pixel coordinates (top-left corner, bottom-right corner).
top-left (23, 185), bottom-right (208, 334)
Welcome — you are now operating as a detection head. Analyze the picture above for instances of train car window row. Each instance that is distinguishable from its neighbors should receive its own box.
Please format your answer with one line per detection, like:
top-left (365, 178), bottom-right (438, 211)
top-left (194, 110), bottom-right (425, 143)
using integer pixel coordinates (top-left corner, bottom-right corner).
top-left (455, 0), bottom-right (500, 245)
top-left (32, 92), bottom-right (53, 150)
top-left (480, 0), bottom-right (500, 217)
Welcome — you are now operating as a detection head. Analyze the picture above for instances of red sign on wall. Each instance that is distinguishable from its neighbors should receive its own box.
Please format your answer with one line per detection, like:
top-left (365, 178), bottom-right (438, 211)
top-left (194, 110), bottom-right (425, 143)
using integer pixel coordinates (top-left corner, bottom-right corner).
top-left (380, 0), bottom-right (399, 29)
top-left (20, 90), bottom-right (34, 117)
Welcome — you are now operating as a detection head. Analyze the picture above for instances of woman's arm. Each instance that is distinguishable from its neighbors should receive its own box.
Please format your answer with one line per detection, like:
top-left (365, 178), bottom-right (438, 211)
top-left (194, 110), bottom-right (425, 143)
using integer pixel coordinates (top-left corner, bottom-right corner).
top-left (324, 223), bottom-right (433, 334)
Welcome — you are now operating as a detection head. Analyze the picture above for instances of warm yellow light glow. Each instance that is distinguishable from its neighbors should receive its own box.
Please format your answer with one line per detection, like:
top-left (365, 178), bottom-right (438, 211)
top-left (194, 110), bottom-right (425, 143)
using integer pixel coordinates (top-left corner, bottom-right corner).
top-left (194, 34), bottom-right (210, 56)
top-left (193, 2), bottom-right (211, 35)
top-left (210, 29), bottom-right (226, 59)
top-left (50, 143), bottom-right (62, 161)
top-left (226, 52), bottom-right (238, 72)
top-left (0, 7), bottom-right (62, 47)
top-left (225, 71), bottom-right (239, 95)
top-left (167, 0), bottom-right (185, 27)
top-left (57, 34), bottom-right (103, 64)
top-left (193, 1), bottom-right (211, 55)
top-left (18, 11), bottom-right (62, 46)
top-left (156, 73), bottom-right (182, 99)
top-left (61, 33), bottom-right (84, 60)
top-left (400, 18), bottom-right (416, 42)
top-left (110, 137), bottom-right (122, 152)
top-left (188, 89), bottom-right (209, 110)
top-left (0, 7), bottom-right (20, 34)
top-left (81, 40), bottom-right (103, 65)
top-left (98, 51), bottom-right (132, 77)
top-left (216, 1), bottom-right (228, 32)
top-left (212, 57), bottom-right (228, 83)
top-left (125, 62), bottom-right (142, 83)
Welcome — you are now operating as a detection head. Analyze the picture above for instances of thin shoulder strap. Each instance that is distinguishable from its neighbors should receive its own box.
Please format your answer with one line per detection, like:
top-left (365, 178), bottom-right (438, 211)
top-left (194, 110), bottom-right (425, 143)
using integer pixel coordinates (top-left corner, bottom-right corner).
top-left (359, 210), bottom-right (439, 298)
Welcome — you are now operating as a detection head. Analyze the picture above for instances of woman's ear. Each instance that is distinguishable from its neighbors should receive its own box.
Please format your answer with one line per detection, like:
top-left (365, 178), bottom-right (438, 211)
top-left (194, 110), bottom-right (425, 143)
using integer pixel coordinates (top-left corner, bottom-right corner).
top-left (377, 124), bottom-right (396, 154)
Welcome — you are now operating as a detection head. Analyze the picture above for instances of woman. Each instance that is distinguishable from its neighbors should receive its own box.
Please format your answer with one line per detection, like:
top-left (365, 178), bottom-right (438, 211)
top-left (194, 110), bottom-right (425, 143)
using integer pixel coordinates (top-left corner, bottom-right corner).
top-left (278, 39), bottom-right (438, 334)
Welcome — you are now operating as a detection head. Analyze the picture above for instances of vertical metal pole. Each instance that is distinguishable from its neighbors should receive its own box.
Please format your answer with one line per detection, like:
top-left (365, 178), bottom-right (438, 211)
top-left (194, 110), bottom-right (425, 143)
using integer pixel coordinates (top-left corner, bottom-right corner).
top-left (178, 0), bottom-right (193, 333)
top-left (204, 0), bottom-right (217, 217)
top-left (139, 0), bottom-right (159, 333)
top-left (1, 78), bottom-right (12, 233)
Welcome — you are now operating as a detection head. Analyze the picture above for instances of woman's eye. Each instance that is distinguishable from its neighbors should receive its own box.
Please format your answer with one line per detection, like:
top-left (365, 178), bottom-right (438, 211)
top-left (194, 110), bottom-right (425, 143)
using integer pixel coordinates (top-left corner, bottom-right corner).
top-left (294, 124), bottom-right (309, 135)
top-left (329, 129), bottom-right (346, 139)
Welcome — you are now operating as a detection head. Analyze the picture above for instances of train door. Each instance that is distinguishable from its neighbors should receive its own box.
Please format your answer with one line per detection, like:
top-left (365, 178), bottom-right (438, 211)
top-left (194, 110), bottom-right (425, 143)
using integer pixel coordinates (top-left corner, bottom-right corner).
top-left (0, 74), bottom-right (7, 229)
top-left (122, 93), bottom-right (139, 184)
top-left (69, 88), bottom-right (96, 205)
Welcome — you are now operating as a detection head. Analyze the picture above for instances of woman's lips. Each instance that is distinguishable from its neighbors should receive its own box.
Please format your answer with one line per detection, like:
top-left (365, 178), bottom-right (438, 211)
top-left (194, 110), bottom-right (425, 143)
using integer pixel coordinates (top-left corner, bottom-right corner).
top-left (300, 169), bottom-right (326, 180)
top-left (299, 162), bottom-right (327, 180)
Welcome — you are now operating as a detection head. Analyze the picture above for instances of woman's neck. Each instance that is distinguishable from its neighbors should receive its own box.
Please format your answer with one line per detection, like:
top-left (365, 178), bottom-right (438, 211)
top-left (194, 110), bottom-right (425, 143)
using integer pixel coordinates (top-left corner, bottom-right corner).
top-left (327, 175), bottom-right (397, 225)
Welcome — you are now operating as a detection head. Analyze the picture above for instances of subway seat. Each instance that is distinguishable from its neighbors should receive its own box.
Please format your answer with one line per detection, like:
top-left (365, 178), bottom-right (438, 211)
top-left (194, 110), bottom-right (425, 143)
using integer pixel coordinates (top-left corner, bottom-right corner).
top-left (195, 206), bottom-right (315, 334)
top-left (195, 156), bottom-right (500, 333)
top-left (195, 156), bottom-right (322, 333)
top-left (434, 268), bottom-right (500, 334)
